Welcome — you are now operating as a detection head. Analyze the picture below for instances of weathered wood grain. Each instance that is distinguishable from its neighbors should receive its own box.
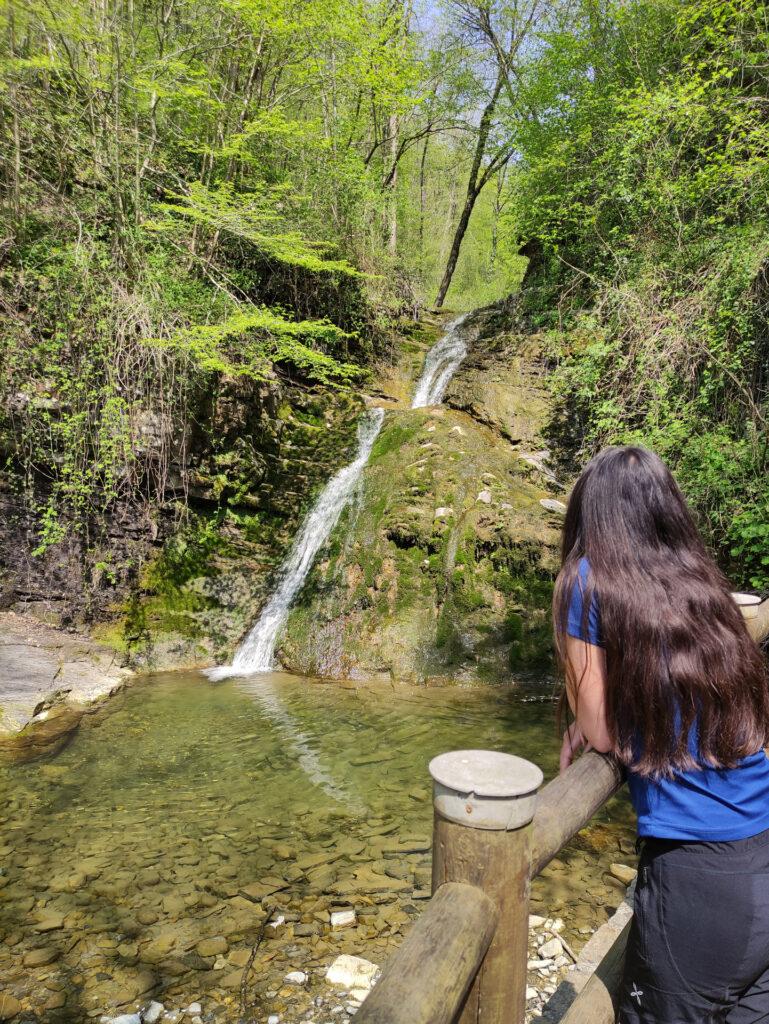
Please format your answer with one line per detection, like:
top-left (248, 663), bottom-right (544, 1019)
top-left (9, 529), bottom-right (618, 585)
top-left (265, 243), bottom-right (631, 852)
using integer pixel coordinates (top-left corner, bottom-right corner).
top-left (353, 881), bottom-right (496, 1024)
top-left (432, 810), bottom-right (532, 1024)
top-left (531, 751), bottom-right (624, 878)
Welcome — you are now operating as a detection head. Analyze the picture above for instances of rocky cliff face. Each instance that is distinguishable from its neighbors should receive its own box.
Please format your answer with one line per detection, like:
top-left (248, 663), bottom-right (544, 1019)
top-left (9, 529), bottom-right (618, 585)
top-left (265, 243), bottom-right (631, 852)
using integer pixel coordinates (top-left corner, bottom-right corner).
top-left (2, 305), bottom-right (565, 684)
top-left (0, 369), bottom-right (363, 669)
top-left (277, 307), bottom-right (564, 684)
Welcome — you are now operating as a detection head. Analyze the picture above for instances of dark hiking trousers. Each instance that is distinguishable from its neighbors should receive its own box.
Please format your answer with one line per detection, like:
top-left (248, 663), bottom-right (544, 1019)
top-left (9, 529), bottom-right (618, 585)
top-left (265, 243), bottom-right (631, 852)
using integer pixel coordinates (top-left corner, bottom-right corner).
top-left (618, 826), bottom-right (769, 1024)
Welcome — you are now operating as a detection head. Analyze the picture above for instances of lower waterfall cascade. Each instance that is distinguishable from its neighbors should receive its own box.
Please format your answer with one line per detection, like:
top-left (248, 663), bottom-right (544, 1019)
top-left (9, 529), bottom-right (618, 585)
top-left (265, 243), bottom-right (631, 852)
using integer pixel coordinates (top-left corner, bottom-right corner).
top-left (207, 314), bottom-right (472, 678)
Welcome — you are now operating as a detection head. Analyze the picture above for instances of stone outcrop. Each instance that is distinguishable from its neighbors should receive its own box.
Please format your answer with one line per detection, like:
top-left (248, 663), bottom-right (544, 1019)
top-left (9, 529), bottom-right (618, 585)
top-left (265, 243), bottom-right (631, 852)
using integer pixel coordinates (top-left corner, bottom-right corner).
top-left (0, 371), bottom-right (363, 670)
top-left (0, 610), bottom-right (130, 752)
top-left (277, 307), bottom-right (563, 684)
top-left (1, 304), bottom-right (565, 683)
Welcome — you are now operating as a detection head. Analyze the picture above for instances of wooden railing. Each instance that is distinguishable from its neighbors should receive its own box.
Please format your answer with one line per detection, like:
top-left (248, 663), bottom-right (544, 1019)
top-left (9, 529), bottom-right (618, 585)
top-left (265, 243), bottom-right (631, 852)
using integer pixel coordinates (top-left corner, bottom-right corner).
top-left (356, 604), bottom-right (769, 1024)
top-left (355, 748), bottom-right (623, 1024)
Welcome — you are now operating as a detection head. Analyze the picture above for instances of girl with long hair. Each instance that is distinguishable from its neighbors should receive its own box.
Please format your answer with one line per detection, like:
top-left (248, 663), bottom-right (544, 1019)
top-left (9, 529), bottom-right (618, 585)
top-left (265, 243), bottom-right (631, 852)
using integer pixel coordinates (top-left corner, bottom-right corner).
top-left (554, 446), bottom-right (769, 1024)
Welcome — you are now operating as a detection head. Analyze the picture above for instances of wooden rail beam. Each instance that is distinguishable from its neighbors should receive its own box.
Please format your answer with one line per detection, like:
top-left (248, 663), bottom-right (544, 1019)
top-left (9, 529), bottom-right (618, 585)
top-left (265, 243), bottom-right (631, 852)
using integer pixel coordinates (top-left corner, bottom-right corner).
top-left (531, 751), bottom-right (624, 878)
top-left (354, 882), bottom-right (497, 1024)
top-left (559, 919), bottom-right (632, 1024)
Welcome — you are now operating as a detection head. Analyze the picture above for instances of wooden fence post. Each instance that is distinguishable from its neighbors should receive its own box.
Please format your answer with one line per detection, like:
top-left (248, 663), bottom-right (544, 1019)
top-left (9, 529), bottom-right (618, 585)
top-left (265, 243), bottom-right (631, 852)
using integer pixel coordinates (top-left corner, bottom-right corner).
top-left (429, 750), bottom-right (543, 1024)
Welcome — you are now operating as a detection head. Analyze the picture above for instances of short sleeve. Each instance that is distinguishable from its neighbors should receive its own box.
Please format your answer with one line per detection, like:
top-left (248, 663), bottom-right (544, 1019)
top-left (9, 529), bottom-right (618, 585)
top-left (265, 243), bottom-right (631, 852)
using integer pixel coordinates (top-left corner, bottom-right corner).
top-left (566, 557), bottom-right (603, 646)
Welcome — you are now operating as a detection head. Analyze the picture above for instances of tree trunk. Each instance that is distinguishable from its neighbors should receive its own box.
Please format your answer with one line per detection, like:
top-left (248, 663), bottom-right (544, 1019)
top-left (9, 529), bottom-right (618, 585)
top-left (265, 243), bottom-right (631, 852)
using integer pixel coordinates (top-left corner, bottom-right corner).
top-left (434, 73), bottom-right (504, 308)
top-left (418, 132), bottom-right (429, 250)
top-left (387, 111), bottom-right (398, 254)
top-left (434, 190), bottom-right (478, 309)
top-left (487, 166), bottom-right (506, 281)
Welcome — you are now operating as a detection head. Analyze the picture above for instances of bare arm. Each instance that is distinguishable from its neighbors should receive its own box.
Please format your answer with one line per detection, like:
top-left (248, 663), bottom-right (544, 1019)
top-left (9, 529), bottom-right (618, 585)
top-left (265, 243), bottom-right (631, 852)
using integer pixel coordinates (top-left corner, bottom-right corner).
top-left (560, 636), bottom-right (613, 770)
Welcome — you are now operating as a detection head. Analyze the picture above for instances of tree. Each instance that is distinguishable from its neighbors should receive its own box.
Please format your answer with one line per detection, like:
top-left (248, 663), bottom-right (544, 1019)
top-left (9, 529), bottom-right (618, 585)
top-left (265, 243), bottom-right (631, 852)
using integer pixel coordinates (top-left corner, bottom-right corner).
top-left (433, 0), bottom-right (550, 308)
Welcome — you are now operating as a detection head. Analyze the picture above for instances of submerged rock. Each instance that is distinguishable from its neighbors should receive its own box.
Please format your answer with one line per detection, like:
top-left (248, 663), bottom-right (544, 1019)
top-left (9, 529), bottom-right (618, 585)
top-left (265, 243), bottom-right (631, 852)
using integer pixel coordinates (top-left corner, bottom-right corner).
top-left (609, 863), bottom-right (638, 885)
top-left (325, 955), bottom-right (380, 990)
top-left (0, 994), bottom-right (22, 1020)
top-left (330, 909), bottom-right (356, 929)
top-left (284, 971), bottom-right (308, 986)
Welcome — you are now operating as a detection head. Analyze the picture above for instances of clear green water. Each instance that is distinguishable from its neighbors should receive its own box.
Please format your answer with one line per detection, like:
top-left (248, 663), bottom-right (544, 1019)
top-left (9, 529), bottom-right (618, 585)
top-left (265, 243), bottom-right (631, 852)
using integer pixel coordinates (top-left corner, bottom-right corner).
top-left (0, 671), bottom-right (636, 1022)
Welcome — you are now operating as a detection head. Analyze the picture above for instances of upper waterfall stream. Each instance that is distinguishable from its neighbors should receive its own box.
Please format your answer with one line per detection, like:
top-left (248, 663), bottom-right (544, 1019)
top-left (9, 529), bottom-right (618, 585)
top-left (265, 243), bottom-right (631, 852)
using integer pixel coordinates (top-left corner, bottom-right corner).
top-left (209, 314), bottom-right (471, 677)
top-left (410, 313), bottom-right (469, 408)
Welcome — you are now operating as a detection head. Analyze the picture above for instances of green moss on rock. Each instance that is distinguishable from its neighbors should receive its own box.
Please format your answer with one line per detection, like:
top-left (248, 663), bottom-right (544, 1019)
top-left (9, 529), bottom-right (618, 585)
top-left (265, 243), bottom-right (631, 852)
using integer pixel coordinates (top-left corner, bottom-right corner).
top-left (279, 396), bottom-right (561, 684)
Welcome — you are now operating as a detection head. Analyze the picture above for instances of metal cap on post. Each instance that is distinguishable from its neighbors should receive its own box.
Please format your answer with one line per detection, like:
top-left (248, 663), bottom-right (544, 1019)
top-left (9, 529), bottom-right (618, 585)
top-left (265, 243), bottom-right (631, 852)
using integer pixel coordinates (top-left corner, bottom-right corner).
top-left (732, 591), bottom-right (761, 620)
top-left (429, 749), bottom-right (543, 830)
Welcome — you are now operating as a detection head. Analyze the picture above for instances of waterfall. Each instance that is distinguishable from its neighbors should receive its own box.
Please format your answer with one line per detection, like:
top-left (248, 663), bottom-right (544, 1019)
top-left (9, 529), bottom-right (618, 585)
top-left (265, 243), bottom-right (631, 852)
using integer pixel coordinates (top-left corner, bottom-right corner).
top-left (411, 313), bottom-right (469, 409)
top-left (207, 313), bottom-right (471, 679)
top-left (207, 407), bottom-right (385, 680)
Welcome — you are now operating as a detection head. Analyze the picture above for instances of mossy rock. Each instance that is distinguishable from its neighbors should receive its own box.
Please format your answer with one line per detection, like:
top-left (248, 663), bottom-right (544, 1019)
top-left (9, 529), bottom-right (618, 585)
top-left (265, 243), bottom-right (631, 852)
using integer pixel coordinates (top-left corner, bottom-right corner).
top-left (279, 400), bottom-right (561, 685)
top-left (103, 382), bottom-right (366, 670)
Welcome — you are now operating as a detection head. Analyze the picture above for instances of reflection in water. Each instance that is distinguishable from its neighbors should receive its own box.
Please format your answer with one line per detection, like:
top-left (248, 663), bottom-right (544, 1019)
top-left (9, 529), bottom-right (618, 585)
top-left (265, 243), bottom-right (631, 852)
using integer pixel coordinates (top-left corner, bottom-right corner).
top-left (236, 675), bottom-right (367, 815)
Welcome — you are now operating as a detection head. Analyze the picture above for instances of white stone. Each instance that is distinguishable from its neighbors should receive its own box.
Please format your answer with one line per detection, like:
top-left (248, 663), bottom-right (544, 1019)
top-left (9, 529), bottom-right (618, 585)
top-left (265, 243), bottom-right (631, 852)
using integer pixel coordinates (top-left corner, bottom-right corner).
top-left (285, 971), bottom-right (308, 986)
top-left (528, 914), bottom-right (546, 928)
top-left (434, 507), bottom-right (453, 519)
top-left (184, 1005), bottom-right (202, 1017)
top-left (476, 489), bottom-right (492, 504)
top-left (326, 955), bottom-right (380, 991)
top-left (143, 1004), bottom-right (164, 1024)
top-left (539, 498), bottom-right (567, 515)
top-left (551, 917), bottom-right (565, 932)
top-left (213, 957), bottom-right (227, 970)
top-left (268, 1016), bottom-right (280, 1024)
top-left (268, 914), bottom-right (286, 929)
top-left (330, 909), bottom-right (356, 929)
top-left (527, 958), bottom-right (552, 969)
top-left (107, 1016), bottom-right (141, 1024)
top-left (449, 425), bottom-right (464, 435)
top-left (539, 937), bottom-right (563, 959)
top-left (526, 987), bottom-right (538, 1000)
top-left (349, 988), bottom-right (370, 1003)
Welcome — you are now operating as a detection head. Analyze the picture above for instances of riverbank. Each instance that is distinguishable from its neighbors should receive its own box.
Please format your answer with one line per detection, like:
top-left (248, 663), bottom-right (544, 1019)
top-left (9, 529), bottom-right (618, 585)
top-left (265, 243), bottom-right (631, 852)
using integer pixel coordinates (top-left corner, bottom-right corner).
top-left (0, 610), bottom-right (131, 758)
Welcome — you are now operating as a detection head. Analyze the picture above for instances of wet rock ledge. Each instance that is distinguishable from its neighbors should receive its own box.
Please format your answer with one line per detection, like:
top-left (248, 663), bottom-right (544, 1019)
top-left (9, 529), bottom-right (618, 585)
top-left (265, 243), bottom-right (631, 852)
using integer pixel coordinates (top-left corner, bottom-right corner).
top-left (0, 610), bottom-right (130, 760)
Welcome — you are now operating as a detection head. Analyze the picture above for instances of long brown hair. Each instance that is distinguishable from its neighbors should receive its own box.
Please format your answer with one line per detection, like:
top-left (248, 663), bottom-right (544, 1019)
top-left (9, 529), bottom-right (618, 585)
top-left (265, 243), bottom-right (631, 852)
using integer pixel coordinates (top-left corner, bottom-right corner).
top-left (553, 446), bottom-right (769, 778)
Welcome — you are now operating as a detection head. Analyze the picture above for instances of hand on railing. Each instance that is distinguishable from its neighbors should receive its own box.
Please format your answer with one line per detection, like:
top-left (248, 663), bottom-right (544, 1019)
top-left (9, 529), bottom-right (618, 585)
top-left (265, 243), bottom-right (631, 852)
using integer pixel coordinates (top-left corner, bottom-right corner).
top-left (560, 720), bottom-right (593, 772)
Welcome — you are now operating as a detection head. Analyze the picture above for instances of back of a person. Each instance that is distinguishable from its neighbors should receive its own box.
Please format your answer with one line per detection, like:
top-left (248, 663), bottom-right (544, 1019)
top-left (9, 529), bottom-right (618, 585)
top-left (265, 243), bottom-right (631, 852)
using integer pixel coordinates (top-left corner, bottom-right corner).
top-left (552, 445), bottom-right (769, 1024)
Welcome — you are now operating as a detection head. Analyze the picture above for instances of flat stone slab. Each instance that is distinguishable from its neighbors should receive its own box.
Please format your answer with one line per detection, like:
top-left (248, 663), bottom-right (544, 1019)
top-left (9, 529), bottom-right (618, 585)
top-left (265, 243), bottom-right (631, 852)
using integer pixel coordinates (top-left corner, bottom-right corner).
top-left (0, 610), bottom-right (130, 735)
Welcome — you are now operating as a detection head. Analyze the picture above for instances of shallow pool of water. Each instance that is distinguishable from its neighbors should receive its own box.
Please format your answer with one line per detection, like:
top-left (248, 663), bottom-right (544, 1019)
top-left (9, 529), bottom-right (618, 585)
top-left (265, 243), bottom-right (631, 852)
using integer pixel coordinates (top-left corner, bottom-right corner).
top-left (0, 671), bottom-right (635, 1022)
